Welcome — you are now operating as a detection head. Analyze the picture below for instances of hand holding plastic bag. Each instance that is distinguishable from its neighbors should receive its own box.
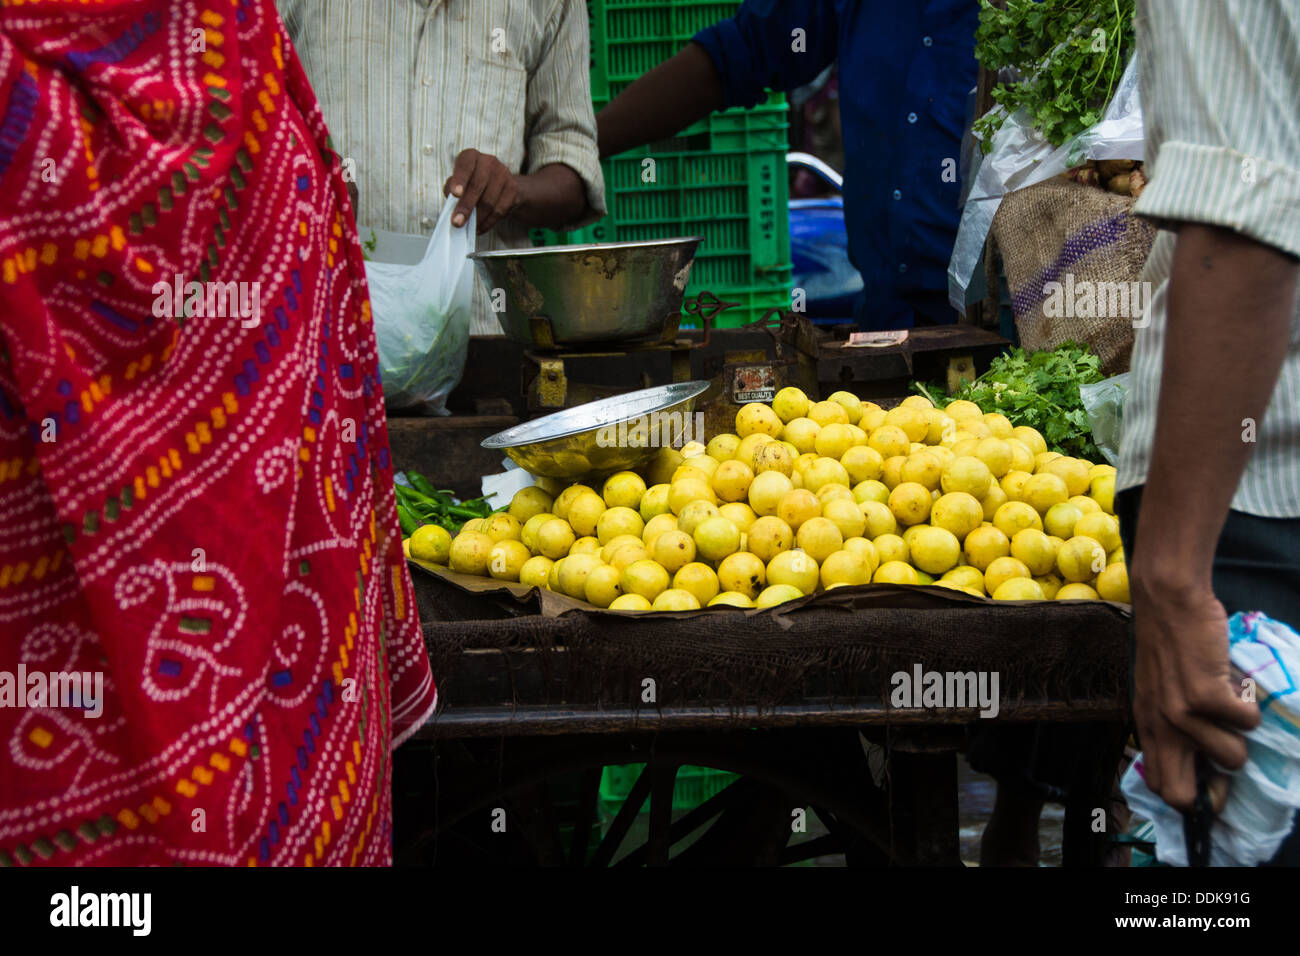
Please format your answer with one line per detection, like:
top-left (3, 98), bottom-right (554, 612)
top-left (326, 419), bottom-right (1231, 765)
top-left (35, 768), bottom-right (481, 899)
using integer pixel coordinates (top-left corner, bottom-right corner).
top-left (365, 196), bottom-right (475, 412)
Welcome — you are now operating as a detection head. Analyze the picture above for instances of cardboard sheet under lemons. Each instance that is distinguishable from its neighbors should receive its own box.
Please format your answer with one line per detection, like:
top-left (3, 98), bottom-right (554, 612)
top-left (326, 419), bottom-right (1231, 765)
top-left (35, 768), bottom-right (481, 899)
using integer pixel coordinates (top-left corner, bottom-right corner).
top-left (407, 558), bottom-right (1130, 622)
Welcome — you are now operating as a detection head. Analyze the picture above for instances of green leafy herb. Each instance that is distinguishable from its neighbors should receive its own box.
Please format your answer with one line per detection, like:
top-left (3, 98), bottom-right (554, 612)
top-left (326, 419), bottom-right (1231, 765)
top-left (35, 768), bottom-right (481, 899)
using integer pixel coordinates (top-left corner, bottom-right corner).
top-left (362, 229), bottom-right (377, 260)
top-left (973, 0), bottom-right (1135, 151)
top-left (912, 343), bottom-right (1105, 460)
top-left (394, 471), bottom-right (499, 534)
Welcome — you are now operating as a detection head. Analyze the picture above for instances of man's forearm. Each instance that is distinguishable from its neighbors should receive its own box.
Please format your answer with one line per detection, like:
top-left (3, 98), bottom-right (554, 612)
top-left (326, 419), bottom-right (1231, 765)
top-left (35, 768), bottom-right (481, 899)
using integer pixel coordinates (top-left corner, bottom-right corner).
top-left (1133, 225), bottom-right (1298, 593)
top-left (596, 43), bottom-right (725, 158)
top-left (512, 163), bottom-right (589, 229)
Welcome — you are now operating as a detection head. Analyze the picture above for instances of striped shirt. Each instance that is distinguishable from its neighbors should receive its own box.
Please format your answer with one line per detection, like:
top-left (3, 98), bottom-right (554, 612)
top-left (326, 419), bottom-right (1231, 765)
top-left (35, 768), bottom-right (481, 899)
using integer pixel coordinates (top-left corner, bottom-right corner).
top-left (275, 0), bottom-right (606, 334)
top-left (1118, 0), bottom-right (1300, 517)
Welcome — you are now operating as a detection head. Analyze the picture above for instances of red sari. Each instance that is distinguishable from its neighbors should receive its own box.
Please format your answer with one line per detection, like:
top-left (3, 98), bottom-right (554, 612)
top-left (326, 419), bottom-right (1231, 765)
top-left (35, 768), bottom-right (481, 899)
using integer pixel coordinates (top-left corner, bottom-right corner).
top-left (0, 1), bottom-right (435, 865)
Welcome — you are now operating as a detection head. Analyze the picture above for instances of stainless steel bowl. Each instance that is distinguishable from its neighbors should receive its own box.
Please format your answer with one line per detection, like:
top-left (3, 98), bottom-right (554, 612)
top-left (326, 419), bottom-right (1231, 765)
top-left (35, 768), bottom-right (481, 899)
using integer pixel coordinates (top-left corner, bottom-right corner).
top-left (469, 237), bottom-right (704, 347)
top-left (481, 381), bottom-right (712, 480)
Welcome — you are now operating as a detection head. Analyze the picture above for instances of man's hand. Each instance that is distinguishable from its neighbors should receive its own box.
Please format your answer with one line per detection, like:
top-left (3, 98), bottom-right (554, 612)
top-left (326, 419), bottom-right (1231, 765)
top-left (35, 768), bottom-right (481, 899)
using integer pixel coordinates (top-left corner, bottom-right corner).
top-left (443, 148), bottom-right (520, 233)
top-left (1130, 576), bottom-right (1258, 811)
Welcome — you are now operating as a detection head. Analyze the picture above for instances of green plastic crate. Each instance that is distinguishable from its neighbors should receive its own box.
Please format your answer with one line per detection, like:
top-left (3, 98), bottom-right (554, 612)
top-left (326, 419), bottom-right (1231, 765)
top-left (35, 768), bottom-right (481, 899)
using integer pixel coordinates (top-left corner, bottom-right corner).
top-left (599, 763), bottom-right (740, 812)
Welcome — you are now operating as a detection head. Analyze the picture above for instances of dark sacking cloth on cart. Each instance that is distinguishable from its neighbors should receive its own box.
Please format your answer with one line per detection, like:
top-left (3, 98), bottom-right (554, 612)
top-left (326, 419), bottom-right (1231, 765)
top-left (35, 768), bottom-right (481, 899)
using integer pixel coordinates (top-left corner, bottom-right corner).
top-left (413, 565), bottom-right (1131, 718)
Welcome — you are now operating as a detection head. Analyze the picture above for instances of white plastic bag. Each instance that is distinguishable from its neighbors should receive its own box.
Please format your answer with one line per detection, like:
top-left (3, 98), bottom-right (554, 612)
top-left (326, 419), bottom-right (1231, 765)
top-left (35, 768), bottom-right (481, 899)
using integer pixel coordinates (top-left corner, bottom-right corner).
top-left (1122, 612), bottom-right (1300, 866)
top-left (948, 56), bottom-right (1145, 314)
top-left (365, 195), bottom-right (474, 412)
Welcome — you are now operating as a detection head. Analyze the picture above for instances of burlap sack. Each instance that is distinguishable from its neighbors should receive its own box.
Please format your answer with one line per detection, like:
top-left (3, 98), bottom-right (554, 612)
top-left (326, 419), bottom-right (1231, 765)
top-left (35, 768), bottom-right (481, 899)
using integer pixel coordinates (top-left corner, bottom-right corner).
top-left (992, 178), bottom-right (1156, 375)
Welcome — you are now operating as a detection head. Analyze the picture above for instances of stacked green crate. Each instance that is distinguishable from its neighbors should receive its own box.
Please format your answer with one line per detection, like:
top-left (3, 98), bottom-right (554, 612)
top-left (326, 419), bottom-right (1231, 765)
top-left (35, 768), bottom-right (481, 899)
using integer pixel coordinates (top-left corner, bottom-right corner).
top-left (533, 0), bottom-right (793, 329)
top-left (599, 764), bottom-right (740, 814)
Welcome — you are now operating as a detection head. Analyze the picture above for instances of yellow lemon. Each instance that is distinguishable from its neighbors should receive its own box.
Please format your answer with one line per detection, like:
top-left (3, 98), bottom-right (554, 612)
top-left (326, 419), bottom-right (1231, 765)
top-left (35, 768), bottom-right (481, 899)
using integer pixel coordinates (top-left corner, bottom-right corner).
top-left (668, 477), bottom-right (717, 514)
top-left (601, 471), bottom-right (646, 510)
top-left (735, 402), bottom-right (784, 438)
top-left (974, 437), bottom-right (1014, 478)
top-left (841, 537), bottom-right (881, 578)
top-left (547, 557), bottom-right (565, 591)
top-left (772, 386), bottom-right (811, 423)
top-left (1073, 511), bottom-right (1121, 554)
top-left (1005, 439), bottom-right (1036, 473)
top-left (486, 539), bottom-right (530, 581)
top-left (739, 463), bottom-right (794, 514)
top-left (639, 484), bottom-right (672, 521)
top-left (651, 529), bottom-right (696, 573)
top-left (859, 404), bottom-right (887, 431)
top-left (596, 506), bottom-right (644, 545)
top-left (993, 501), bottom-right (1043, 538)
top-left (964, 525), bottom-right (1010, 571)
top-left (482, 513), bottom-right (523, 543)
top-left (677, 499), bottom-right (719, 537)
top-left (1010, 528), bottom-right (1058, 576)
top-left (717, 502), bottom-right (757, 532)
top-left (508, 486), bottom-right (556, 524)
top-left (621, 559), bottom-right (670, 601)
top-left (782, 417), bottom-right (821, 454)
top-left (931, 492), bottom-right (984, 541)
top-left (901, 394), bottom-right (934, 411)
top-left (813, 423), bottom-right (855, 460)
top-left (941, 456), bottom-right (993, 499)
top-left (583, 563), bottom-right (623, 607)
top-left (521, 513), bottom-right (558, 553)
top-left (671, 464), bottom-right (712, 486)
top-left (868, 424), bottom-right (912, 460)
top-left (980, 483), bottom-right (1009, 521)
top-left (565, 491), bottom-right (605, 537)
top-left (767, 548), bottom-right (820, 593)
top-left (803, 457), bottom-right (852, 493)
top-left (652, 588), bottom-right (701, 611)
top-left (1056, 582), bottom-right (1099, 601)
top-left (605, 532), bottom-right (648, 563)
top-left (409, 525), bottom-right (452, 564)
top-left (735, 433), bottom-right (776, 471)
top-left (752, 441), bottom-right (795, 477)
top-left (1033, 572), bottom-right (1064, 599)
top-left (1022, 473), bottom-right (1070, 515)
top-left (853, 479), bottom-right (891, 506)
top-left (816, 483), bottom-right (854, 506)
top-left (941, 565), bottom-right (986, 594)
top-left (1057, 535), bottom-right (1108, 582)
top-left (694, 515), bottom-right (742, 562)
top-left (945, 399), bottom-right (983, 421)
top-left (609, 593), bottom-right (653, 611)
top-left (1011, 426), bottom-right (1048, 456)
top-left (808, 400), bottom-right (850, 427)
top-left (1096, 562), bottom-right (1130, 603)
top-left (777, 488), bottom-right (822, 531)
top-left (1043, 456), bottom-right (1092, 496)
top-left (711, 459), bottom-right (755, 502)
top-left (570, 536), bottom-right (602, 556)
top-left (709, 591), bottom-right (757, 608)
top-left (909, 525), bottom-right (962, 575)
top-left (717, 551), bottom-right (766, 598)
top-left (1043, 501), bottom-right (1084, 540)
top-left (756, 584), bottom-right (804, 608)
top-left (795, 516), bottom-right (843, 563)
top-left (1068, 495), bottom-right (1102, 516)
top-left (820, 549), bottom-right (872, 587)
top-left (984, 555), bottom-right (1032, 595)
top-left (1000, 470), bottom-right (1033, 501)
top-left (553, 484), bottom-right (596, 522)
top-left (747, 515), bottom-right (795, 563)
top-left (873, 533), bottom-right (909, 565)
top-left (519, 555), bottom-right (555, 589)
top-left (535, 519), bottom-right (576, 560)
top-left (609, 542), bottom-right (651, 572)
top-left (859, 500), bottom-right (898, 539)
top-left (873, 560), bottom-right (919, 585)
top-left (981, 413), bottom-right (1014, 439)
top-left (1089, 473), bottom-right (1116, 514)
top-left (884, 405), bottom-right (928, 443)
top-left (671, 563), bottom-right (719, 605)
top-left (992, 578), bottom-right (1046, 601)
top-left (706, 433), bottom-right (742, 461)
top-left (556, 553), bottom-right (602, 599)
top-left (827, 389), bottom-right (864, 421)
top-left (901, 450), bottom-right (944, 490)
top-left (888, 481), bottom-right (933, 526)
top-left (1033, 451), bottom-right (1061, 473)
top-left (822, 497), bottom-right (868, 540)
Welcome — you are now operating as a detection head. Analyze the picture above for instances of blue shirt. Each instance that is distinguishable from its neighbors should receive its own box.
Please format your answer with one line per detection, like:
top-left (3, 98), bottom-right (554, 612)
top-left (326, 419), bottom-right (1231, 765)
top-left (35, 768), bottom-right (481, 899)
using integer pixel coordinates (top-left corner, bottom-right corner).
top-left (694, 0), bottom-right (979, 329)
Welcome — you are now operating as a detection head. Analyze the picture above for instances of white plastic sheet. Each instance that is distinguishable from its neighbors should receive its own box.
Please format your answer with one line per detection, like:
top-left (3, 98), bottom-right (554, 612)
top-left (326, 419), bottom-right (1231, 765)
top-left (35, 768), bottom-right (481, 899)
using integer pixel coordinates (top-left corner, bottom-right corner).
top-left (948, 56), bottom-right (1145, 314)
top-left (366, 195), bottom-right (475, 412)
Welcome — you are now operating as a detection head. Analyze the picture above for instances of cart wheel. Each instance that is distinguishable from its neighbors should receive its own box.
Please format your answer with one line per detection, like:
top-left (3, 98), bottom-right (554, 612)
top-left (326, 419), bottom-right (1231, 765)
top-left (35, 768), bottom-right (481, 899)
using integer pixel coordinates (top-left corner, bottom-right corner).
top-left (394, 730), bottom-right (895, 867)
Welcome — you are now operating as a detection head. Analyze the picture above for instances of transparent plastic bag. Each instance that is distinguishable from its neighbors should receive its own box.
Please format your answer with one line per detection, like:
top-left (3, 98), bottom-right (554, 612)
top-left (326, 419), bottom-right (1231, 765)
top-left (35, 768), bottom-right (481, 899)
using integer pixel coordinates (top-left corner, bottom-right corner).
top-left (1079, 372), bottom-right (1129, 466)
top-left (366, 196), bottom-right (475, 412)
top-left (949, 56), bottom-right (1145, 313)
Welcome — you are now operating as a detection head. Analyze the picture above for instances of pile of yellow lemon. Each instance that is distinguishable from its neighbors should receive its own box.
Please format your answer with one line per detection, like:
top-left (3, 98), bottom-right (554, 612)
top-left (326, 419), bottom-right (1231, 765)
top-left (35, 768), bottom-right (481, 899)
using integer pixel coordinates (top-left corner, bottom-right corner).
top-left (407, 388), bottom-right (1129, 611)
